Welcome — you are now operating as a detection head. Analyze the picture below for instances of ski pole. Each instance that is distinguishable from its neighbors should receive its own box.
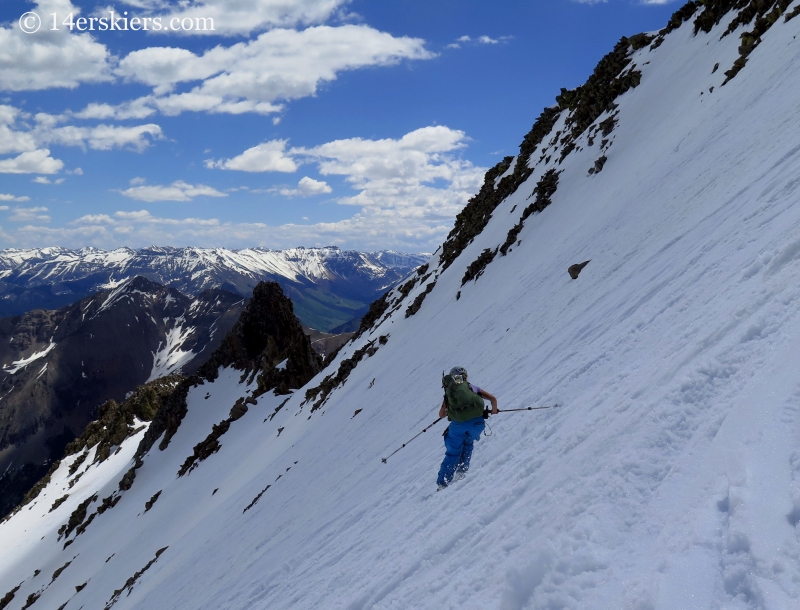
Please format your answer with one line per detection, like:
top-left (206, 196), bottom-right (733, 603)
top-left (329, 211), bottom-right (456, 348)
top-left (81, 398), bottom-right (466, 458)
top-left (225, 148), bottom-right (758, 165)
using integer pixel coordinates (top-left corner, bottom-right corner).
top-left (381, 416), bottom-right (443, 463)
top-left (489, 404), bottom-right (561, 415)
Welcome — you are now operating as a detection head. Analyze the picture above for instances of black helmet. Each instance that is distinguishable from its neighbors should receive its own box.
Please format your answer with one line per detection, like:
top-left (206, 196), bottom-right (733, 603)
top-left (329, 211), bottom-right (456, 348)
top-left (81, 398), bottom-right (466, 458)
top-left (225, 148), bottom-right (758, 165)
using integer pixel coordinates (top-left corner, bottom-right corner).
top-left (449, 366), bottom-right (467, 378)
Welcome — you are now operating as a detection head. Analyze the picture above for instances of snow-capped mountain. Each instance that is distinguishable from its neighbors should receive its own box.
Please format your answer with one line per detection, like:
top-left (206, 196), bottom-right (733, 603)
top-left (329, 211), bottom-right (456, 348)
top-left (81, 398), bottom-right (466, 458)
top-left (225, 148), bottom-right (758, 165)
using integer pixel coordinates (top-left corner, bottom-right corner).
top-left (0, 247), bottom-right (429, 332)
top-left (0, 276), bottom-right (245, 518)
top-left (3, 1), bottom-right (800, 608)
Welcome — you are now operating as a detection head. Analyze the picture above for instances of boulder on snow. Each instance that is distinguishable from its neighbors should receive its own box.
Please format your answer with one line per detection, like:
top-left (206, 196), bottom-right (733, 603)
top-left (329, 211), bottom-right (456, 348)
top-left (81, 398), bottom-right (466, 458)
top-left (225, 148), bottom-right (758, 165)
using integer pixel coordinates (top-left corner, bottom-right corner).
top-left (568, 260), bottom-right (591, 279)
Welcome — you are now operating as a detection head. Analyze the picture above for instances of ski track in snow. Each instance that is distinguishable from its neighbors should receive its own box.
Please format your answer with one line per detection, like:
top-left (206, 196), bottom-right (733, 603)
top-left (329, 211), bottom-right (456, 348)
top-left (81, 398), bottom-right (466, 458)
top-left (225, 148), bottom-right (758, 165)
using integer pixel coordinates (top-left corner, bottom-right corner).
top-left (3, 11), bottom-right (800, 610)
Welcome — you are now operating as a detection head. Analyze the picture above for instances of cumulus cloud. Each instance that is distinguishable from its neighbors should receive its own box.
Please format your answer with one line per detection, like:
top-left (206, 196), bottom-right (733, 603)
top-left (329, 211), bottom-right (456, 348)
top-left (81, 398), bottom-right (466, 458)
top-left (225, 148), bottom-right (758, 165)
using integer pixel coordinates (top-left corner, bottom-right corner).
top-left (0, 150), bottom-right (64, 174)
top-left (0, 0), bottom-right (114, 92)
top-left (32, 177), bottom-right (65, 184)
top-left (0, 193), bottom-right (31, 202)
top-left (202, 125), bottom-right (485, 248)
top-left (206, 140), bottom-right (298, 172)
top-left (93, 25), bottom-right (432, 117)
top-left (119, 180), bottom-right (228, 202)
top-left (7, 206), bottom-right (51, 222)
top-left (280, 176), bottom-right (332, 196)
top-left (5, 125), bottom-right (485, 251)
top-left (142, 0), bottom-right (348, 36)
top-left (0, 104), bottom-right (163, 163)
top-left (41, 123), bottom-right (164, 151)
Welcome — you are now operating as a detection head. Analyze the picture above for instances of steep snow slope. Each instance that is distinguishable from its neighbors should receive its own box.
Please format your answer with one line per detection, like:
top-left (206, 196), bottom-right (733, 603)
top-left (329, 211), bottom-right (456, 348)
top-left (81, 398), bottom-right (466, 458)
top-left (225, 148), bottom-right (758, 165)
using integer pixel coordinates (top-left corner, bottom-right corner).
top-left (3, 3), bottom-right (800, 609)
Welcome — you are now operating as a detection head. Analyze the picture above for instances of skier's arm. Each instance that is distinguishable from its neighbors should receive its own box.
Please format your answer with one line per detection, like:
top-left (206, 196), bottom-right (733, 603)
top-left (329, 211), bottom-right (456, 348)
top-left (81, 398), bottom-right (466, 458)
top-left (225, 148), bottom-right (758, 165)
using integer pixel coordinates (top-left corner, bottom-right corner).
top-left (438, 399), bottom-right (447, 419)
top-left (479, 389), bottom-right (499, 414)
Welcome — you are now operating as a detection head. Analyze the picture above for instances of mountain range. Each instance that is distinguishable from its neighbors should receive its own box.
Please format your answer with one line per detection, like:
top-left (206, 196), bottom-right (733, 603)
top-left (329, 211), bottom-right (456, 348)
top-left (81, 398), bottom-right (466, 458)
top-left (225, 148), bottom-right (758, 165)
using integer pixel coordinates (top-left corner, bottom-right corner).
top-left (0, 276), bottom-right (245, 518)
top-left (2, 1), bottom-right (800, 608)
top-left (0, 247), bottom-right (428, 332)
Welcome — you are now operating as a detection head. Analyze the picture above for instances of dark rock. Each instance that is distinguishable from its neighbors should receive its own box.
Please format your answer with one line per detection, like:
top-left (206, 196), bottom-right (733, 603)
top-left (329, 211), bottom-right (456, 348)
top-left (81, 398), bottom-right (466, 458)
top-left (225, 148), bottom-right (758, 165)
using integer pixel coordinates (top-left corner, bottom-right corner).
top-left (48, 495), bottom-right (69, 513)
top-left (568, 261), bottom-right (592, 280)
top-left (0, 584), bottom-right (21, 610)
top-left (405, 282), bottom-right (437, 317)
top-left (243, 485), bottom-right (271, 513)
top-left (461, 248), bottom-right (499, 285)
top-left (594, 156), bottom-right (608, 173)
top-left (177, 420), bottom-right (231, 477)
top-left (59, 494), bottom-right (96, 539)
top-left (51, 561), bottom-right (72, 583)
top-left (229, 399), bottom-right (248, 420)
top-left (118, 467), bottom-right (136, 491)
top-left (20, 592), bottom-right (39, 610)
top-left (144, 491), bottom-right (161, 512)
top-left (497, 169), bottom-right (561, 259)
top-left (441, 106), bottom-right (561, 272)
top-left (104, 547), bottom-right (168, 609)
top-left (305, 339), bottom-right (381, 411)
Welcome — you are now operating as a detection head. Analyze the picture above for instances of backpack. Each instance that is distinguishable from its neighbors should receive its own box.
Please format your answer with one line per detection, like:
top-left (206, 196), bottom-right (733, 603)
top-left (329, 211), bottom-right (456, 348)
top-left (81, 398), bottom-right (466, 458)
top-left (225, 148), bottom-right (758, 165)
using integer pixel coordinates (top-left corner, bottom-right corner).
top-left (442, 373), bottom-right (485, 422)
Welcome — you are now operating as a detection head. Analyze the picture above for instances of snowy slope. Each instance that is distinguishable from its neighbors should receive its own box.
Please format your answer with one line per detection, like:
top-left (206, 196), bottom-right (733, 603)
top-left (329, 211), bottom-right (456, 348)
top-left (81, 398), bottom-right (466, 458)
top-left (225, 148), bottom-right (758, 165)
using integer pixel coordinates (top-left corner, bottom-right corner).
top-left (3, 3), bottom-right (800, 609)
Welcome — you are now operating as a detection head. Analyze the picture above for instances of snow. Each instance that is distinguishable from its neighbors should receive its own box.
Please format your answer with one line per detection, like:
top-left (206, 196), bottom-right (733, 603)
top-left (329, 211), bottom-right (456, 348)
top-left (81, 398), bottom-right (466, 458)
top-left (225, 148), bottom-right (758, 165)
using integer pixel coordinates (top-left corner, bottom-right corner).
top-left (2, 10), bottom-right (800, 610)
top-left (147, 319), bottom-right (195, 381)
top-left (2, 341), bottom-right (56, 375)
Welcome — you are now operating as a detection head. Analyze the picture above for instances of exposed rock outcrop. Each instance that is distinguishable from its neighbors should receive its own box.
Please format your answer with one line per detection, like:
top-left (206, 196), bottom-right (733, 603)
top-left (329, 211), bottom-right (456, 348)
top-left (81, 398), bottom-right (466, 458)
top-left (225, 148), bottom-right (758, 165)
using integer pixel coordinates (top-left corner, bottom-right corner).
top-left (568, 261), bottom-right (592, 279)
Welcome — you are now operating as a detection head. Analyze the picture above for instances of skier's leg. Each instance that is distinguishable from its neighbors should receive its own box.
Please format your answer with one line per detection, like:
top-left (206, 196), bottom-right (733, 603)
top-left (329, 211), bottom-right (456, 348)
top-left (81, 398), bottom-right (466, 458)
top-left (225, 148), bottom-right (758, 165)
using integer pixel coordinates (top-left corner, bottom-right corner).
top-left (456, 436), bottom-right (474, 474)
top-left (456, 420), bottom-right (485, 474)
top-left (437, 426), bottom-right (466, 487)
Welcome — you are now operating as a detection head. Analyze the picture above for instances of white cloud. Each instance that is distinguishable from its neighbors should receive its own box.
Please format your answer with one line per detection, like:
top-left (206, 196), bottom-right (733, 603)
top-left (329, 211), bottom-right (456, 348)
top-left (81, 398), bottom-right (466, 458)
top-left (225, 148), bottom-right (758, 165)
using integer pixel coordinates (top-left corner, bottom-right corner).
top-left (206, 140), bottom-right (298, 172)
top-left (42, 123), bottom-right (164, 151)
top-left (0, 193), bottom-right (30, 202)
top-left (72, 213), bottom-right (115, 224)
top-left (8, 206), bottom-right (50, 222)
top-left (0, 150), bottom-right (64, 174)
top-left (202, 125), bottom-right (485, 248)
top-left (2, 124), bottom-right (485, 251)
top-left (448, 34), bottom-right (512, 49)
top-left (147, 0), bottom-right (348, 36)
top-left (0, 1), bottom-right (114, 92)
top-left (94, 24), bottom-right (431, 118)
top-left (280, 176), bottom-right (332, 196)
top-left (129, 176), bottom-right (147, 185)
top-left (0, 105), bottom-right (163, 156)
top-left (32, 176), bottom-right (65, 184)
top-left (67, 167), bottom-right (84, 175)
top-left (114, 210), bottom-right (220, 225)
top-left (119, 180), bottom-right (229, 202)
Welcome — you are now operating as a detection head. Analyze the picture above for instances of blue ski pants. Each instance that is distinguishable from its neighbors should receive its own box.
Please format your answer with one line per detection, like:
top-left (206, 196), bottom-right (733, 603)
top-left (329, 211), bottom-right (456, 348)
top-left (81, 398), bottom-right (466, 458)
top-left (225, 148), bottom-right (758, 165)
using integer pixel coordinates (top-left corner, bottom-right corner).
top-left (437, 417), bottom-right (485, 487)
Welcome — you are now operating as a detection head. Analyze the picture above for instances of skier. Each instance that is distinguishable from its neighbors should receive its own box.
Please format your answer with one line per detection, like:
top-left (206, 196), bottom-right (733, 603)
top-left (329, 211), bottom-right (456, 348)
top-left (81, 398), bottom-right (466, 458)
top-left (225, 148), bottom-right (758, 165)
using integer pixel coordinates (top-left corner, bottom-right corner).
top-left (437, 366), bottom-right (498, 489)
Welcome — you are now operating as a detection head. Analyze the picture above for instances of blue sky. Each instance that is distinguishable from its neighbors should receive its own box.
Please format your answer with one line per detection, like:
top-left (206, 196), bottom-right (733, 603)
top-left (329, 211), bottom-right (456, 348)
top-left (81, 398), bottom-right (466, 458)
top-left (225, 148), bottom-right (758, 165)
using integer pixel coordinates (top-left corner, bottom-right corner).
top-left (0, 0), bottom-right (677, 252)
